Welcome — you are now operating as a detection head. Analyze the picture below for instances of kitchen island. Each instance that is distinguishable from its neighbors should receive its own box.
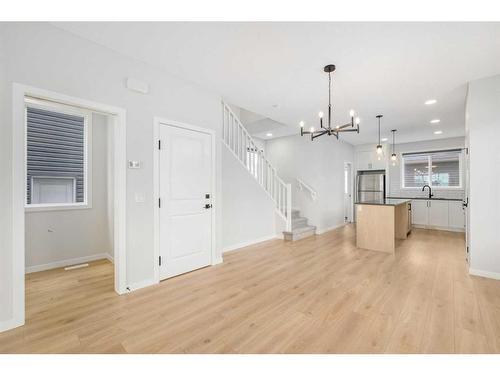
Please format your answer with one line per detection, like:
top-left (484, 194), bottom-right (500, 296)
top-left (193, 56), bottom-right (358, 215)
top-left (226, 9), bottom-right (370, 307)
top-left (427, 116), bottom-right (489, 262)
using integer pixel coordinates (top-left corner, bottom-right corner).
top-left (355, 198), bottom-right (411, 254)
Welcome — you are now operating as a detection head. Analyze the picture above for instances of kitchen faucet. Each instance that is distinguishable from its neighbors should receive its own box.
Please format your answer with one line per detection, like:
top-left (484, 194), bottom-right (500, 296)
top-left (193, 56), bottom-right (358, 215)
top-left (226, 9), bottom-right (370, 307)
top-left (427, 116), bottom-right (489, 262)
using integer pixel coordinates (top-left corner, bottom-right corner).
top-left (422, 184), bottom-right (433, 199)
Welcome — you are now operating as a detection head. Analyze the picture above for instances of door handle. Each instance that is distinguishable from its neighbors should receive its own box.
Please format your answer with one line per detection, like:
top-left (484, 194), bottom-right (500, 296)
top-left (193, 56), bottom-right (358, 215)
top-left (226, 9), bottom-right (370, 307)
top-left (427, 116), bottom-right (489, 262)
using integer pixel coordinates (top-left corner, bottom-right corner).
top-left (204, 204), bottom-right (212, 209)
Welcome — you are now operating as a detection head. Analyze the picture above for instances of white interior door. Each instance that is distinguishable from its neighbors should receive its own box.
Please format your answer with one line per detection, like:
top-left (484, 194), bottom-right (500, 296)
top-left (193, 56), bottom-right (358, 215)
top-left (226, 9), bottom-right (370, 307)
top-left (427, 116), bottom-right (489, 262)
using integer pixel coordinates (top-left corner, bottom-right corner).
top-left (159, 124), bottom-right (212, 280)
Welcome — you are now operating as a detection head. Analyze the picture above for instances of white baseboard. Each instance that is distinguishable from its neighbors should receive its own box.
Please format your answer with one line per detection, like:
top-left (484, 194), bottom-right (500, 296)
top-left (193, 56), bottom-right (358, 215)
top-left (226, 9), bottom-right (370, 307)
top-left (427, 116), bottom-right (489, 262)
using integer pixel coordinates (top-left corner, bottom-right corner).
top-left (126, 278), bottom-right (158, 292)
top-left (0, 316), bottom-right (24, 333)
top-left (469, 268), bottom-right (500, 280)
top-left (212, 257), bottom-right (223, 265)
top-left (316, 222), bottom-right (348, 235)
top-left (25, 253), bottom-right (113, 274)
top-left (223, 234), bottom-right (278, 253)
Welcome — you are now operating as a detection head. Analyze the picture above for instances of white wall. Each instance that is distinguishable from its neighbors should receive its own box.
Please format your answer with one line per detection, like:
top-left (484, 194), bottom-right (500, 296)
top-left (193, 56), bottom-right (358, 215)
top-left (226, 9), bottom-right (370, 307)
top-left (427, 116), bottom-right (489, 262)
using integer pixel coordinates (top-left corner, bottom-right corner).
top-left (25, 113), bottom-right (113, 272)
top-left (0, 25), bottom-right (12, 323)
top-left (221, 146), bottom-right (276, 251)
top-left (466, 74), bottom-right (500, 278)
top-left (266, 134), bottom-right (355, 233)
top-left (355, 137), bottom-right (466, 200)
top-left (0, 22), bottom-right (226, 328)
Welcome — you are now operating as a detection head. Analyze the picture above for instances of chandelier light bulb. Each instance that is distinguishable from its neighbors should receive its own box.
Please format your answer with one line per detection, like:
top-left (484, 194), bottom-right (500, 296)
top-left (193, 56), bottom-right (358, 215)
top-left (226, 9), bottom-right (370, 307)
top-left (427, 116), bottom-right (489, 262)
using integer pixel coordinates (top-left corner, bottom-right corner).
top-left (299, 121), bottom-right (305, 128)
top-left (310, 127), bottom-right (315, 133)
top-left (349, 109), bottom-right (355, 117)
top-left (318, 111), bottom-right (324, 118)
top-left (355, 117), bottom-right (360, 125)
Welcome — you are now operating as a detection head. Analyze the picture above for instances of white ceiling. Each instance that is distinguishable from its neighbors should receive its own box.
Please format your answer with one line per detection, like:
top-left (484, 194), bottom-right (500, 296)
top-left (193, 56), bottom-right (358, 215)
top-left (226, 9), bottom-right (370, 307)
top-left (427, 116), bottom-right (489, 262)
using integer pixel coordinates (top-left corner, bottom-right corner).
top-left (53, 22), bottom-right (500, 145)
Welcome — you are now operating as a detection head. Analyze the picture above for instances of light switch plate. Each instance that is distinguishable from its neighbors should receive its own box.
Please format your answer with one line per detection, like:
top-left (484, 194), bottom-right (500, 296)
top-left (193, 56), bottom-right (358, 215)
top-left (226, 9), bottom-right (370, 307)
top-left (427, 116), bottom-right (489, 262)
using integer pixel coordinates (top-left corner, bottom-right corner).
top-left (135, 193), bottom-right (145, 203)
top-left (128, 161), bottom-right (141, 169)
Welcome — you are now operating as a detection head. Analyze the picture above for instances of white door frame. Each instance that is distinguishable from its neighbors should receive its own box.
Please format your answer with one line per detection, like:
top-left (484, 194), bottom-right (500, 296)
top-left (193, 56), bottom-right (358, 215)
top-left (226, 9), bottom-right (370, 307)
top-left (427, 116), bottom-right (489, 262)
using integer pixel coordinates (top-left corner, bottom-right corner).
top-left (153, 117), bottom-right (217, 283)
top-left (9, 83), bottom-right (127, 331)
top-left (344, 161), bottom-right (354, 223)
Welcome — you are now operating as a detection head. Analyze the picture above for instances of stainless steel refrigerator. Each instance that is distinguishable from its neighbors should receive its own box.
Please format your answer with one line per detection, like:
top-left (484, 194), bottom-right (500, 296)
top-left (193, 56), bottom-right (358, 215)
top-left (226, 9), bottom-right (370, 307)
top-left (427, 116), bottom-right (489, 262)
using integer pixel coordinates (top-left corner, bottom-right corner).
top-left (356, 171), bottom-right (385, 203)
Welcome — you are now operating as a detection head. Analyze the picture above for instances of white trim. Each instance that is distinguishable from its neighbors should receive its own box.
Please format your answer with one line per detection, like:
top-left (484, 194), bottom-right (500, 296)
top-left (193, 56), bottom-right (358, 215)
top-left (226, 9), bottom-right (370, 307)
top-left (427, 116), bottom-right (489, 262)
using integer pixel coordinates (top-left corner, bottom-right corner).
top-left (0, 317), bottom-right (24, 333)
top-left (153, 117), bottom-right (218, 285)
top-left (469, 268), bottom-right (500, 281)
top-left (126, 278), bottom-right (157, 292)
top-left (7, 83), bottom-right (127, 333)
top-left (223, 234), bottom-right (278, 253)
top-left (316, 222), bottom-right (348, 235)
top-left (25, 253), bottom-right (113, 274)
top-left (411, 224), bottom-right (465, 233)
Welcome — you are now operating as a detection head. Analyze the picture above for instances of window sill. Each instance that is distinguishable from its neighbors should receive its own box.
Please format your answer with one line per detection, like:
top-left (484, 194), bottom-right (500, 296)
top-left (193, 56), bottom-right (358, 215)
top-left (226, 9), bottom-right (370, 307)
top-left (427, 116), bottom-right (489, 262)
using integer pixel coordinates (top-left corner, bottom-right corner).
top-left (25, 203), bottom-right (92, 213)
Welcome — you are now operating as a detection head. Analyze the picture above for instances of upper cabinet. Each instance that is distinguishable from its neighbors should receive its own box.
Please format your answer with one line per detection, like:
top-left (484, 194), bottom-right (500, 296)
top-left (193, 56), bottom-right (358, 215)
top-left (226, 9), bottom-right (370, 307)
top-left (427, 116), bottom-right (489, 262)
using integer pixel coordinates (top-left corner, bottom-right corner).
top-left (356, 147), bottom-right (387, 171)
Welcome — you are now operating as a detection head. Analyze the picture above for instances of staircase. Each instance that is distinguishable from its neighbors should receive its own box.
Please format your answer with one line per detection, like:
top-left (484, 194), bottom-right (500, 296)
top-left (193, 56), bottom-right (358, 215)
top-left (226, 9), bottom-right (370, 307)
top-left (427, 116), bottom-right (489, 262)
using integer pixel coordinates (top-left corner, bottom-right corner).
top-left (283, 209), bottom-right (317, 241)
top-left (222, 102), bottom-right (316, 241)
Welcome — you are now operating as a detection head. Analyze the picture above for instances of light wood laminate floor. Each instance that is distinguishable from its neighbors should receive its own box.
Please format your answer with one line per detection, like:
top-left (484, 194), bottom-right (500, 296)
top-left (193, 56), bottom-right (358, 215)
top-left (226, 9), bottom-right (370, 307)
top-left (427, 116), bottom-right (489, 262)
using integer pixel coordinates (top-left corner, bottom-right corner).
top-left (1, 225), bottom-right (500, 353)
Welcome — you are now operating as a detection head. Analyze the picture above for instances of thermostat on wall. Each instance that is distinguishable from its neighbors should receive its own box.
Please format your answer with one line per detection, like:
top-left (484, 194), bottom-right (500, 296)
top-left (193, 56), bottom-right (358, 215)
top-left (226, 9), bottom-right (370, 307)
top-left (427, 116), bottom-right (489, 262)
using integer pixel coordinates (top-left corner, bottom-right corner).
top-left (128, 161), bottom-right (141, 169)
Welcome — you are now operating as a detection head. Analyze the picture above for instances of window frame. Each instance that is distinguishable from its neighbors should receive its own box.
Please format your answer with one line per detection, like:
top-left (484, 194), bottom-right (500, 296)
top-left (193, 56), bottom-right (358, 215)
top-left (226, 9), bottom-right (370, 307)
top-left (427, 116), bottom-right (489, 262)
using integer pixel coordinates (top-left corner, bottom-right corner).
top-left (24, 97), bottom-right (93, 212)
top-left (400, 148), bottom-right (463, 190)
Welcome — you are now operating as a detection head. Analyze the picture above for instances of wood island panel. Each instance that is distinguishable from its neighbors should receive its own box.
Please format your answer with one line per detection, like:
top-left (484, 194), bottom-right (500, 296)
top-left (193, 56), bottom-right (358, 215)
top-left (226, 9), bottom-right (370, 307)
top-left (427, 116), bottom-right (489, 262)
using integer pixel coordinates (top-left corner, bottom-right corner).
top-left (356, 204), bottom-right (395, 253)
top-left (395, 202), bottom-right (410, 240)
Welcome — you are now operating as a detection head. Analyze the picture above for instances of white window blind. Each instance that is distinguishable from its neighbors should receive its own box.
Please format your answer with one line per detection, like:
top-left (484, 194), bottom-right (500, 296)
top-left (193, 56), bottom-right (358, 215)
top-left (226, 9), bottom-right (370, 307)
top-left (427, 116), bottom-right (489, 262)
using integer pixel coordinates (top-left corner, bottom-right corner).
top-left (402, 149), bottom-right (461, 188)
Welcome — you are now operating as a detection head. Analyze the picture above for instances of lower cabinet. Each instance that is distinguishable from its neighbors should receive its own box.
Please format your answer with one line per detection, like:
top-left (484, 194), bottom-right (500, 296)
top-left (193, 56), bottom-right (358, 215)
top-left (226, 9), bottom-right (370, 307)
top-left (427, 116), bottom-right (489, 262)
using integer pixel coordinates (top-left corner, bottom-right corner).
top-left (428, 200), bottom-right (449, 227)
top-left (411, 199), bottom-right (465, 232)
top-left (411, 200), bottom-right (428, 226)
top-left (448, 201), bottom-right (466, 230)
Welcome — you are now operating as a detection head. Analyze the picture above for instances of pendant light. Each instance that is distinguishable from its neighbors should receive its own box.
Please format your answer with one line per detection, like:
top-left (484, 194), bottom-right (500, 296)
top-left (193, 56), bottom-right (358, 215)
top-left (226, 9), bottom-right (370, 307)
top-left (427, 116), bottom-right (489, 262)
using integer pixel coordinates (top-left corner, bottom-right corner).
top-left (390, 129), bottom-right (397, 166)
top-left (375, 115), bottom-right (383, 159)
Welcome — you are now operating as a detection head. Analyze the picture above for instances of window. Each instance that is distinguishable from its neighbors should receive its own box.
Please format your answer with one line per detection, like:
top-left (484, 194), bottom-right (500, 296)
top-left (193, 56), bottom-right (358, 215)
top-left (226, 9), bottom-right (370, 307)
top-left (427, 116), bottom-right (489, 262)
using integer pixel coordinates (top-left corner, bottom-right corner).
top-left (246, 146), bottom-right (261, 179)
top-left (25, 98), bottom-right (91, 209)
top-left (402, 149), bottom-right (462, 189)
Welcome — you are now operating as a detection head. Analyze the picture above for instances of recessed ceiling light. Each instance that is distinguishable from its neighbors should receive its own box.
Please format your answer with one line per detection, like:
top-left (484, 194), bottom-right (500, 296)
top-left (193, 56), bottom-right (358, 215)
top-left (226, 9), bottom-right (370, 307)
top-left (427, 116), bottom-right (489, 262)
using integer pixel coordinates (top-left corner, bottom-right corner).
top-left (430, 119), bottom-right (440, 124)
top-left (266, 133), bottom-right (273, 137)
top-left (434, 130), bottom-right (443, 135)
top-left (425, 99), bottom-right (437, 105)
top-left (381, 138), bottom-right (388, 142)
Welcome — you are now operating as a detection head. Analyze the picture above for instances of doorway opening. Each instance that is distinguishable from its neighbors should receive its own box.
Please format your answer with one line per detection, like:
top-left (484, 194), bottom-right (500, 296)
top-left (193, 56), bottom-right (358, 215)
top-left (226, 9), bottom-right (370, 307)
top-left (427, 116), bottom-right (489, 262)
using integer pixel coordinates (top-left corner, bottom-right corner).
top-left (344, 162), bottom-right (354, 223)
top-left (24, 98), bottom-right (116, 305)
top-left (10, 84), bottom-right (127, 331)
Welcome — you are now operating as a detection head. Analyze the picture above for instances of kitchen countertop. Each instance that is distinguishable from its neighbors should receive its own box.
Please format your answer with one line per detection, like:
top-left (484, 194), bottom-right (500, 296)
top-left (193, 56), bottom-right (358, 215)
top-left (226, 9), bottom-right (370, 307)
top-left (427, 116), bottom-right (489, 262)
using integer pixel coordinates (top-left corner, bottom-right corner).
top-left (386, 196), bottom-right (464, 202)
top-left (355, 198), bottom-right (411, 206)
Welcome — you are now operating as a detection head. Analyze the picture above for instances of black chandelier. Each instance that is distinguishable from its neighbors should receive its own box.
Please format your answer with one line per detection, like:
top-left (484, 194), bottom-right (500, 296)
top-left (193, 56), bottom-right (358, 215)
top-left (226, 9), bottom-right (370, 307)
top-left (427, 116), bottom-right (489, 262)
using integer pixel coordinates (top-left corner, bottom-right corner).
top-left (300, 64), bottom-right (360, 140)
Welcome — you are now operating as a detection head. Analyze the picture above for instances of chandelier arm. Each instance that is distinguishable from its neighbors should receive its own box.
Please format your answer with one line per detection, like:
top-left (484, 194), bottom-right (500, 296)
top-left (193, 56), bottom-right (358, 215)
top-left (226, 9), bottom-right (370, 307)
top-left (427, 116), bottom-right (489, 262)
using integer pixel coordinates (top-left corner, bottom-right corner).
top-left (311, 130), bottom-right (328, 140)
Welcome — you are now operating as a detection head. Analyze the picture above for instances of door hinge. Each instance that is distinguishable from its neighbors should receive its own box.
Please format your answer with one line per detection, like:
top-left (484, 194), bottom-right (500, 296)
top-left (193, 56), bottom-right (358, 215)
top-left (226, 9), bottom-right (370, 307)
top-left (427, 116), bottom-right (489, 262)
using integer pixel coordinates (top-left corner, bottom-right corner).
top-left (158, 140), bottom-right (161, 150)
top-left (158, 198), bottom-right (161, 208)
top-left (159, 256), bottom-right (162, 266)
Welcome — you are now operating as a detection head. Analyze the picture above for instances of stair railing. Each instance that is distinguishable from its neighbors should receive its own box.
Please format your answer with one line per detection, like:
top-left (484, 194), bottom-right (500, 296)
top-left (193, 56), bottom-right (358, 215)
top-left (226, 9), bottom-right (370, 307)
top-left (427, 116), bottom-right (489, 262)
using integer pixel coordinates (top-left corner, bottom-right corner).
top-left (222, 101), bottom-right (292, 231)
top-left (297, 178), bottom-right (318, 200)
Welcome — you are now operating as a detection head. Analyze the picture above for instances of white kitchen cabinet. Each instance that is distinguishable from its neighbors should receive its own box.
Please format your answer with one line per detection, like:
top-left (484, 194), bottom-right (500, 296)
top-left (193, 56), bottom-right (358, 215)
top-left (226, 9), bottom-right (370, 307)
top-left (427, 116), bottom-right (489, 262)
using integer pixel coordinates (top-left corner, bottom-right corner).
top-left (428, 200), bottom-right (449, 228)
top-left (448, 201), bottom-right (465, 230)
top-left (411, 200), bottom-right (428, 226)
top-left (356, 148), bottom-right (386, 171)
top-left (411, 199), bottom-right (464, 231)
